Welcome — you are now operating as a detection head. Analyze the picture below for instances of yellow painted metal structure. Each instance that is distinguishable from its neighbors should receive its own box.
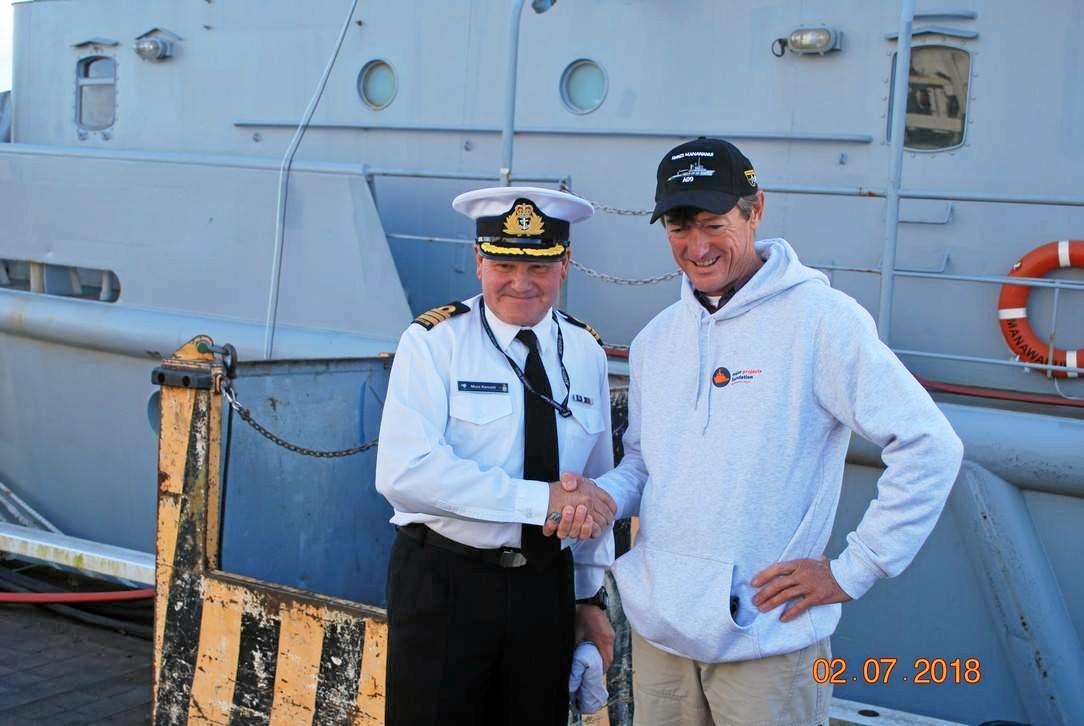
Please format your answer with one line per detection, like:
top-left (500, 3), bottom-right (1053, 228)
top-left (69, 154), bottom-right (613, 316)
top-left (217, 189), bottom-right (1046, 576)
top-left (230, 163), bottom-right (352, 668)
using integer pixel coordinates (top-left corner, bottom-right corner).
top-left (152, 337), bottom-right (387, 725)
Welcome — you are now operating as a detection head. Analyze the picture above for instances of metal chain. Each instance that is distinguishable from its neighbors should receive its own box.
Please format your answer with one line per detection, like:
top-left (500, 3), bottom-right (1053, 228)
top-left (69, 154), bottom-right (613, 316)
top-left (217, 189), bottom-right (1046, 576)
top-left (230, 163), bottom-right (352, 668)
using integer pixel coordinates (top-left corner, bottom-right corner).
top-left (553, 197), bottom-right (679, 284)
top-left (570, 259), bottom-right (681, 286)
top-left (223, 384), bottom-right (377, 458)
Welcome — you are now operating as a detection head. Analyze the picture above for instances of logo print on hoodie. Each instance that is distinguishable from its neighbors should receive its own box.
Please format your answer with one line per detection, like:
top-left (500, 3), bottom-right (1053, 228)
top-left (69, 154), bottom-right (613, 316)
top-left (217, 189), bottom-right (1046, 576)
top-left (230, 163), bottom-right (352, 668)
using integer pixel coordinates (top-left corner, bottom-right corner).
top-left (712, 367), bottom-right (731, 388)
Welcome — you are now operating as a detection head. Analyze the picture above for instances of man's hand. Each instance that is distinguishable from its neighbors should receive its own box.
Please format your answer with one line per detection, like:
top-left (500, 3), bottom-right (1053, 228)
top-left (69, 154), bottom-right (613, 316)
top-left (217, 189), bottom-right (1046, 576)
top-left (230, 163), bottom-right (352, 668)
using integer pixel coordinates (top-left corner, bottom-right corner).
top-left (543, 474), bottom-right (617, 539)
top-left (574, 602), bottom-right (615, 670)
top-left (751, 556), bottom-right (851, 623)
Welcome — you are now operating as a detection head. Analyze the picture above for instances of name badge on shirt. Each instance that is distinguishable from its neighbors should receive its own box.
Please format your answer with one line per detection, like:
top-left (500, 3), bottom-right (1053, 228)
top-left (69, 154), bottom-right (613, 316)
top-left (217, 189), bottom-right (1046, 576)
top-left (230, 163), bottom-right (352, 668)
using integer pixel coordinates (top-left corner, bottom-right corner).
top-left (458, 381), bottom-right (509, 394)
top-left (572, 393), bottom-right (593, 405)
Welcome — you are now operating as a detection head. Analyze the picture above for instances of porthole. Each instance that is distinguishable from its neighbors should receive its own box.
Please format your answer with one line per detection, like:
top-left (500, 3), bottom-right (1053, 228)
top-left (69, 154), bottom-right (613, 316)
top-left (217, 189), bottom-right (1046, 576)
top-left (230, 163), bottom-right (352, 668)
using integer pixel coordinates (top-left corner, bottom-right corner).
top-left (357, 60), bottom-right (397, 110)
top-left (560, 59), bottom-right (607, 114)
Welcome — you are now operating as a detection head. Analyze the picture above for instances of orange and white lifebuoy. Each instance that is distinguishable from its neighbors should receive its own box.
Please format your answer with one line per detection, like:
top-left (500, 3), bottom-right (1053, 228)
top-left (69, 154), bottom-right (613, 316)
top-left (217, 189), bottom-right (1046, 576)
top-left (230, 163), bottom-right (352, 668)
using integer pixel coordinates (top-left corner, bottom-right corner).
top-left (997, 240), bottom-right (1084, 378)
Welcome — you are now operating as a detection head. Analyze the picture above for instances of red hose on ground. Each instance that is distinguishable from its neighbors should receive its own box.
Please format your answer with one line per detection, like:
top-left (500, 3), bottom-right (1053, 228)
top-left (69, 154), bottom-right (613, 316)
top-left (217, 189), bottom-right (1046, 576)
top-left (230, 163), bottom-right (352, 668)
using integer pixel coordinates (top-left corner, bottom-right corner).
top-left (0, 588), bottom-right (154, 603)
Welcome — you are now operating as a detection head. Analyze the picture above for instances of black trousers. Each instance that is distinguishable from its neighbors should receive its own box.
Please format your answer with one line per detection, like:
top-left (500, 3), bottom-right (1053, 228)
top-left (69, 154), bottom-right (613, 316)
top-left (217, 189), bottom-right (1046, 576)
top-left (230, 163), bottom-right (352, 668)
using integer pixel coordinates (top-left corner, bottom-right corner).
top-left (385, 528), bottom-right (575, 725)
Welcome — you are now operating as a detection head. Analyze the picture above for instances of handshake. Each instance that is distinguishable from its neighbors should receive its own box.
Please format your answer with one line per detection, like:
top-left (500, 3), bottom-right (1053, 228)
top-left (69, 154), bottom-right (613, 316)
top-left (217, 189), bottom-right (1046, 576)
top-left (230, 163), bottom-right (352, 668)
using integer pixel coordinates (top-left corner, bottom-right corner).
top-left (545, 473), bottom-right (617, 540)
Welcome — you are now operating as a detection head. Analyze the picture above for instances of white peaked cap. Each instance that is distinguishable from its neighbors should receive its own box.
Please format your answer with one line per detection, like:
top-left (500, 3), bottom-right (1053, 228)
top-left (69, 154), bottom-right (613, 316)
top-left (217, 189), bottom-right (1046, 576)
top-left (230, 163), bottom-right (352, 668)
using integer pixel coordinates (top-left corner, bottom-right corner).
top-left (452, 186), bottom-right (594, 223)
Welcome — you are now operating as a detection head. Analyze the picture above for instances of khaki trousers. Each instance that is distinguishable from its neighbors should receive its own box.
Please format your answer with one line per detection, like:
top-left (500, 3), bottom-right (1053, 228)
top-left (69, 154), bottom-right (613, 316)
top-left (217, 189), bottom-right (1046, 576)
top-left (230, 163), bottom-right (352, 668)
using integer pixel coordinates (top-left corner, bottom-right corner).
top-left (631, 630), bottom-right (832, 726)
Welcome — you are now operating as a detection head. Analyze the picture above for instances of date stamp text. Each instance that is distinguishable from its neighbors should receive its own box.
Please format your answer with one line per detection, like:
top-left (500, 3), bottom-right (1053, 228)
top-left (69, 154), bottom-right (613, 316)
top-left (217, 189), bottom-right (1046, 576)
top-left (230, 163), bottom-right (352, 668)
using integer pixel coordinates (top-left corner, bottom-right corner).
top-left (812, 657), bottom-right (983, 685)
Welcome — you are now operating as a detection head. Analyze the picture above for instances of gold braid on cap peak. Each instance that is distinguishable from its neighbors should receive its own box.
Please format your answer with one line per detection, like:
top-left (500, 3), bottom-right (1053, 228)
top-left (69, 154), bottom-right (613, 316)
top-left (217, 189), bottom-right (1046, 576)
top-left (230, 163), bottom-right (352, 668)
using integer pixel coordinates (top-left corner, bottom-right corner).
top-left (478, 241), bottom-right (567, 257)
top-left (412, 301), bottom-right (470, 330)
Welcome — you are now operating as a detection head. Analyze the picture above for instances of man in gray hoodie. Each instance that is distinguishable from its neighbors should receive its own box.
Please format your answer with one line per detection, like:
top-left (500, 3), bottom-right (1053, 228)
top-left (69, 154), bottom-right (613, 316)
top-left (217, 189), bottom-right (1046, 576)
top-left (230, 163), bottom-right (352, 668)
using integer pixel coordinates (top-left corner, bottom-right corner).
top-left (554, 138), bottom-right (964, 724)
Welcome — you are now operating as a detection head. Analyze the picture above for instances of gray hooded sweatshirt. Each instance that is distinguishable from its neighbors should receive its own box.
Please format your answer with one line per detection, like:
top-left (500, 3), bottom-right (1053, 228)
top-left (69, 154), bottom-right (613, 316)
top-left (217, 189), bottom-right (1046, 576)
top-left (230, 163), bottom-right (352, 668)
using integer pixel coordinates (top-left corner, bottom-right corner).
top-left (597, 238), bottom-right (963, 663)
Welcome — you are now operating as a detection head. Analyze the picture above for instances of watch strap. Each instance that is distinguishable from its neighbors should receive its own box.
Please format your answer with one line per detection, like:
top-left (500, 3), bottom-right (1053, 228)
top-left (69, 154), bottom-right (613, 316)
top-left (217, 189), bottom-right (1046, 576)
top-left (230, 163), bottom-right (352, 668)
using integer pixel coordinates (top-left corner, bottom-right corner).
top-left (575, 588), bottom-right (608, 610)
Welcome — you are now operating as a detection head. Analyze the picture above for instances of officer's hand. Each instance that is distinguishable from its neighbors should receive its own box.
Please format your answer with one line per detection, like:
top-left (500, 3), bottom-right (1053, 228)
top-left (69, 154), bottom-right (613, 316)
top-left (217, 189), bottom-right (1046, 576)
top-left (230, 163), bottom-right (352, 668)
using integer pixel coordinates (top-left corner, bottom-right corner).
top-left (545, 479), bottom-right (596, 539)
top-left (566, 504), bottom-right (595, 540)
top-left (751, 556), bottom-right (852, 622)
top-left (572, 474), bottom-right (616, 538)
top-left (575, 602), bottom-right (615, 670)
top-left (544, 474), bottom-right (616, 538)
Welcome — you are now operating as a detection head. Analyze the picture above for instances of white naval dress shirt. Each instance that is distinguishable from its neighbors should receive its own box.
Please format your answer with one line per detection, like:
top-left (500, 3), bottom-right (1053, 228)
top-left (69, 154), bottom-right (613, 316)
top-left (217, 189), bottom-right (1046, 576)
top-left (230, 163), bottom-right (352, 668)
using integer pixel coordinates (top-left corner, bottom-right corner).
top-left (375, 293), bottom-right (615, 598)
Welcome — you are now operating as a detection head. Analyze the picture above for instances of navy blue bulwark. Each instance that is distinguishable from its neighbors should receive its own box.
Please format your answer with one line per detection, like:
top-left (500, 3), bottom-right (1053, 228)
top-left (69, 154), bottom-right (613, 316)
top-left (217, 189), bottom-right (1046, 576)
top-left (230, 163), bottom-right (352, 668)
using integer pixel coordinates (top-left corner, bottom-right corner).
top-left (384, 528), bottom-right (574, 725)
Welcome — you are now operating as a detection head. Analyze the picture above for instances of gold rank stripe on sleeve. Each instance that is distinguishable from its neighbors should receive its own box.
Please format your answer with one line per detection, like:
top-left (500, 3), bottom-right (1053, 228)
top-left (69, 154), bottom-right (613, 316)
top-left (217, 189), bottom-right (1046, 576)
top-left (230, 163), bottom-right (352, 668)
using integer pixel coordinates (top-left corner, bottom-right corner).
top-left (559, 310), bottom-right (605, 346)
top-left (411, 301), bottom-right (471, 330)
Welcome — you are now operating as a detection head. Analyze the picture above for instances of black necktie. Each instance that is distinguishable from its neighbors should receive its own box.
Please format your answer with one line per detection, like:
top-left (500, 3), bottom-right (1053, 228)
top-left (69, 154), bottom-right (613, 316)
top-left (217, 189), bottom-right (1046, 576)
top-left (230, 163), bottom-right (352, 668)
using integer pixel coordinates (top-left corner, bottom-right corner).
top-left (515, 328), bottom-right (560, 566)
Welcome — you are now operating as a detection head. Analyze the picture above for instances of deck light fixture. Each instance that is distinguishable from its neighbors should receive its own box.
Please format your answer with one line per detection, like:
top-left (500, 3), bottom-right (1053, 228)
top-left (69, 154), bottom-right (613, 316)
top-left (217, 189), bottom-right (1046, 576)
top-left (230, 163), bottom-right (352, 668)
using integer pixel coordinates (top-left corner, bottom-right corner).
top-left (134, 29), bottom-right (180, 61)
top-left (786, 27), bottom-right (842, 55)
top-left (135, 37), bottom-right (173, 61)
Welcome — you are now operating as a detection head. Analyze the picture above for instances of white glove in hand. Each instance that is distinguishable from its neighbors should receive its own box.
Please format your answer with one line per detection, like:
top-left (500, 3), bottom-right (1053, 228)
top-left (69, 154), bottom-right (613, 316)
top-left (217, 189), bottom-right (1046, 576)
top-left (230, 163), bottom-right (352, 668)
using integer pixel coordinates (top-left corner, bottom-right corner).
top-left (568, 641), bottom-right (608, 714)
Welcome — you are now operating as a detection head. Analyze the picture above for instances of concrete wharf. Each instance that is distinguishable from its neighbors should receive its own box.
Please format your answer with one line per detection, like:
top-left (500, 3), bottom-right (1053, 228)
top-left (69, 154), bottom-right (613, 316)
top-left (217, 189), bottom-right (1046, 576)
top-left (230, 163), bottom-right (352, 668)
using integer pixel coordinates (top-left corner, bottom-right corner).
top-left (0, 604), bottom-right (152, 724)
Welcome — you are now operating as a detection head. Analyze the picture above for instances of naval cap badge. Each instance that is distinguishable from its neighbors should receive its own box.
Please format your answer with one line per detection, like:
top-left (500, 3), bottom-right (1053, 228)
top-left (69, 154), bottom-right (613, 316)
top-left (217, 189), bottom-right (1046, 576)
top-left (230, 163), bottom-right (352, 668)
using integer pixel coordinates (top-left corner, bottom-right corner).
top-left (502, 202), bottom-right (546, 237)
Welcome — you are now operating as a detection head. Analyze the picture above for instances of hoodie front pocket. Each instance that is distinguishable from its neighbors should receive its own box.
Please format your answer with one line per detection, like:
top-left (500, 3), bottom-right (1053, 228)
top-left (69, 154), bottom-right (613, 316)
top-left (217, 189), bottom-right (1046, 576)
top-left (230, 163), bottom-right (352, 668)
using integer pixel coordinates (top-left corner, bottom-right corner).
top-left (613, 543), bottom-right (762, 663)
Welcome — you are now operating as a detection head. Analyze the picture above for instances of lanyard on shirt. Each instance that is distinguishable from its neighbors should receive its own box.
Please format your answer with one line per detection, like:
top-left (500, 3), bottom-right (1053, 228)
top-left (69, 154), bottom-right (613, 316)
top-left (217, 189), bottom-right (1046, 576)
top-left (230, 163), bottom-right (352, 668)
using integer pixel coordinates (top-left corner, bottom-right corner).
top-left (479, 298), bottom-right (572, 418)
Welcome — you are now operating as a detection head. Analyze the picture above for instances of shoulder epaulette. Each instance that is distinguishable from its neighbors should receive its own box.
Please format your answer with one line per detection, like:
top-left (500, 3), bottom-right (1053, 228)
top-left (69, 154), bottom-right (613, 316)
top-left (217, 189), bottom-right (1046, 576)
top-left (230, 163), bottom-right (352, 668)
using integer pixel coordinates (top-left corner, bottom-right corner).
top-left (412, 301), bottom-right (470, 330)
top-left (558, 310), bottom-right (604, 347)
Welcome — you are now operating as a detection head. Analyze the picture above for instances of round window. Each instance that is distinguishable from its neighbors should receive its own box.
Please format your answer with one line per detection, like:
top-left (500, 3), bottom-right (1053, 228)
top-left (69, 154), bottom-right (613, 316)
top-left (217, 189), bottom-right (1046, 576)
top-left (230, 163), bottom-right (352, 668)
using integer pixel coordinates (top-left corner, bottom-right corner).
top-left (560, 59), bottom-right (607, 114)
top-left (358, 60), bottom-right (397, 110)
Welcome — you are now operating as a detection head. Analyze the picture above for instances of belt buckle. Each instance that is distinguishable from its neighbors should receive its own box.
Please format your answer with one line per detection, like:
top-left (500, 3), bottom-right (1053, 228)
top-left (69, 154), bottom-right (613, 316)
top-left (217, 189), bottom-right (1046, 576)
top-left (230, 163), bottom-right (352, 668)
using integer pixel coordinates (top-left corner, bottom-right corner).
top-left (499, 549), bottom-right (528, 568)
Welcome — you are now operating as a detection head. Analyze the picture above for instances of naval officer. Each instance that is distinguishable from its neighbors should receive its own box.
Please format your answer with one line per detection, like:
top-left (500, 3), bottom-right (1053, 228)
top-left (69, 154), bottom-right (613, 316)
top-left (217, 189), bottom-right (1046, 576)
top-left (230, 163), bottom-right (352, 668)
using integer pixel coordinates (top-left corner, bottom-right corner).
top-left (375, 186), bottom-right (617, 724)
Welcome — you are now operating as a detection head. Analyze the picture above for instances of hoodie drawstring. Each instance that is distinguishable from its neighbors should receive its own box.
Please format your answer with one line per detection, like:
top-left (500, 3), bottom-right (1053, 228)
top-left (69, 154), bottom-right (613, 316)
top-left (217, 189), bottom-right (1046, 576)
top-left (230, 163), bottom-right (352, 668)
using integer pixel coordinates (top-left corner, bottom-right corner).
top-left (700, 315), bottom-right (713, 433)
top-left (695, 312), bottom-right (713, 432)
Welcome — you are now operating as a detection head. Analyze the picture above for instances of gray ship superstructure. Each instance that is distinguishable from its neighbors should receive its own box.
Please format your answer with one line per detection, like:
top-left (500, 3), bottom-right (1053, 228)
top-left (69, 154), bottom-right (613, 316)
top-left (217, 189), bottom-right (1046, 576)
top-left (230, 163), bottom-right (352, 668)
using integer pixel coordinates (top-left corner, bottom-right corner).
top-left (0, 1), bottom-right (1082, 723)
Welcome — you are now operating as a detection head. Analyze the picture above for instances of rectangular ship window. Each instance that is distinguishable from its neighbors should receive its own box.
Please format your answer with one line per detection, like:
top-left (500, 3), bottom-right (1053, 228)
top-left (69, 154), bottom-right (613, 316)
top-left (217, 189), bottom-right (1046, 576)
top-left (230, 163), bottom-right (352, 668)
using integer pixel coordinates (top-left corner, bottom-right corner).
top-left (0, 259), bottom-right (120, 302)
top-left (77, 56), bottom-right (116, 130)
top-left (889, 46), bottom-right (970, 151)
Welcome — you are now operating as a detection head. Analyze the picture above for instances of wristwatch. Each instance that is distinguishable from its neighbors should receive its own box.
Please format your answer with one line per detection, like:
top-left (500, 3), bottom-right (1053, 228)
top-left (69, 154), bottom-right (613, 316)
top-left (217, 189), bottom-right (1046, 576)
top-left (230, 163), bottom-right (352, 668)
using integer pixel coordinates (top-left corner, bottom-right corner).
top-left (575, 587), bottom-right (608, 611)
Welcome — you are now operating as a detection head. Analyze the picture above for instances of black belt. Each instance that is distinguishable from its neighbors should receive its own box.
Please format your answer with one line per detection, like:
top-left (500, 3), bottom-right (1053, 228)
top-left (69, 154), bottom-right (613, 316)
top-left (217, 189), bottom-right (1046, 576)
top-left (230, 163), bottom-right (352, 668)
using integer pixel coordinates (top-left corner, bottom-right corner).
top-left (399, 524), bottom-right (530, 569)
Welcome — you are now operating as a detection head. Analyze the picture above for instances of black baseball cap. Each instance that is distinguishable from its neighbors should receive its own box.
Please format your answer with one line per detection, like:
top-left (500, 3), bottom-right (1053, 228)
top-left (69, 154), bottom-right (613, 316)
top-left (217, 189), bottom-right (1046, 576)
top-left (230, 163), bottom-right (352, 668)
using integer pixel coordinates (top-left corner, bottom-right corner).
top-left (650, 137), bottom-right (759, 223)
